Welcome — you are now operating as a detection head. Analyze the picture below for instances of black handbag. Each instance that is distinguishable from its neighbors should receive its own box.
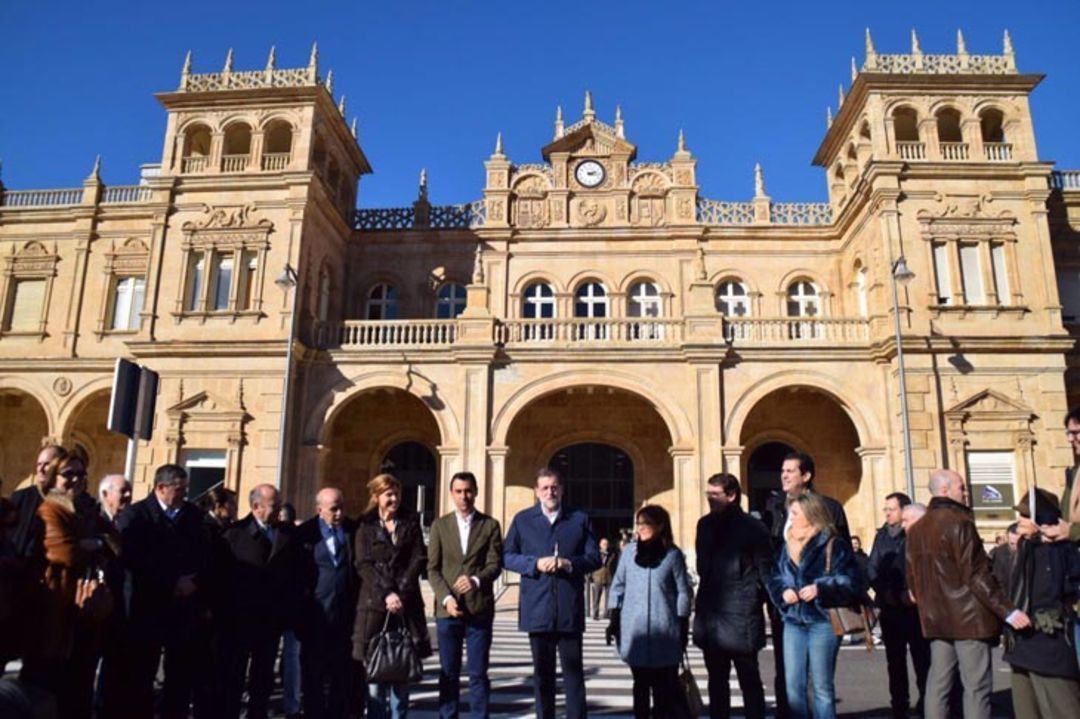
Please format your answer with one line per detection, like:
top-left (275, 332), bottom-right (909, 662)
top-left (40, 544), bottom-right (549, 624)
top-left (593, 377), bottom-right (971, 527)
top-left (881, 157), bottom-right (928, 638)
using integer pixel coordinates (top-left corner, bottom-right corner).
top-left (364, 613), bottom-right (423, 683)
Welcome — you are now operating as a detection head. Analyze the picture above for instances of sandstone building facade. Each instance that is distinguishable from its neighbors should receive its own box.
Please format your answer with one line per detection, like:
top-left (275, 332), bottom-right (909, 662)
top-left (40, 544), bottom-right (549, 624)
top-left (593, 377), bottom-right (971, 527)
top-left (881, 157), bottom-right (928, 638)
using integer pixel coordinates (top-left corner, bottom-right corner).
top-left (2, 34), bottom-right (1079, 556)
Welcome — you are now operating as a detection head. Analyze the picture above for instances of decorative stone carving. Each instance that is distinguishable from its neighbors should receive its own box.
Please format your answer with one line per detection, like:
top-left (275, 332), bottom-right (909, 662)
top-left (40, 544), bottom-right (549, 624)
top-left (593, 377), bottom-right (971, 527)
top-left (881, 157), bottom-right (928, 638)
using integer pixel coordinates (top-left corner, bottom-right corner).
top-left (52, 376), bottom-right (72, 397)
top-left (918, 194), bottom-right (1017, 239)
top-left (678, 197), bottom-right (693, 220)
top-left (577, 199), bottom-right (607, 227)
top-left (183, 204), bottom-right (271, 232)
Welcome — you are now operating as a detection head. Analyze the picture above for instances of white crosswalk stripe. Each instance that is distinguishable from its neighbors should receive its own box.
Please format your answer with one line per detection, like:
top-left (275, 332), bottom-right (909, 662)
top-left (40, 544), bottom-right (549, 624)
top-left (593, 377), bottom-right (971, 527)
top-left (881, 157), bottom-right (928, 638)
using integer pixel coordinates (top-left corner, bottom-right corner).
top-left (406, 616), bottom-right (775, 718)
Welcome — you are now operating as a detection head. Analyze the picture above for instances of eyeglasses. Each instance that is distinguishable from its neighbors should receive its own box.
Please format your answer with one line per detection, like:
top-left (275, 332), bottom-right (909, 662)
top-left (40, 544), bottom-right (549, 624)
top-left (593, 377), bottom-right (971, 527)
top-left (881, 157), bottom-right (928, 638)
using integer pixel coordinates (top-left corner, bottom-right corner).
top-left (60, 471), bottom-right (87, 480)
top-left (1067, 430), bottom-right (1080, 438)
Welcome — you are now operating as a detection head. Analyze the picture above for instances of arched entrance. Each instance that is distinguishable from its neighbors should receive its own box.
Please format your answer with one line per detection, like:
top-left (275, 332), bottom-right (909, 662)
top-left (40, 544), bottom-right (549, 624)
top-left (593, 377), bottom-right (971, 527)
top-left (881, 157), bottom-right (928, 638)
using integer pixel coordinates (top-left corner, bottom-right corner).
top-left (63, 390), bottom-right (127, 495)
top-left (380, 441), bottom-right (437, 528)
top-left (746, 441), bottom-right (794, 515)
top-left (739, 385), bottom-right (862, 525)
top-left (0, 389), bottom-right (49, 492)
top-left (323, 387), bottom-right (442, 516)
top-left (549, 442), bottom-right (634, 542)
top-left (503, 385), bottom-right (673, 542)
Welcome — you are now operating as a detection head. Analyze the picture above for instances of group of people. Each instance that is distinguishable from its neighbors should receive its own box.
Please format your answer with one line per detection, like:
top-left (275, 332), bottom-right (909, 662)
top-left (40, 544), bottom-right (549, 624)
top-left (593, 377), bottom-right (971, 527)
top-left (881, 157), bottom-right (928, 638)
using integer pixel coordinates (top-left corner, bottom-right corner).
top-left (2, 412), bottom-right (1079, 719)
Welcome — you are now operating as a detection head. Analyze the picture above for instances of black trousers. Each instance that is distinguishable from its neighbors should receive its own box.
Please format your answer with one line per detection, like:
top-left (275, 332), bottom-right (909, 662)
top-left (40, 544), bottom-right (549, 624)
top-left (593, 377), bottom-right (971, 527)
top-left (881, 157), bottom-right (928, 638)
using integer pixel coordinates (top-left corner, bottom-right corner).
top-left (879, 605), bottom-right (930, 713)
top-left (629, 665), bottom-right (687, 719)
top-left (767, 603), bottom-right (789, 718)
top-left (220, 628), bottom-right (281, 719)
top-left (129, 628), bottom-right (211, 719)
top-left (703, 647), bottom-right (766, 719)
top-left (529, 632), bottom-right (586, 719)
top-left (300, 625), bottom-right (356, 719)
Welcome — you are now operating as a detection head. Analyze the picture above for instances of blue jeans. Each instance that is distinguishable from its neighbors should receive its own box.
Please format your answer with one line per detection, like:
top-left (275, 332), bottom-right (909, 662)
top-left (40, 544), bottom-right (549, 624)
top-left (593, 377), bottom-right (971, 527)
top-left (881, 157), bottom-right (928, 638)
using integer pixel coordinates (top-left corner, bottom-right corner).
top-left (436, 616), bottom-right (493, 718)
top-left (367, 681), bottom-right (409, 719)
top-left (782, 620), bottom-right (840, 719)
top-left (281, 630), bottom-right (300, 714)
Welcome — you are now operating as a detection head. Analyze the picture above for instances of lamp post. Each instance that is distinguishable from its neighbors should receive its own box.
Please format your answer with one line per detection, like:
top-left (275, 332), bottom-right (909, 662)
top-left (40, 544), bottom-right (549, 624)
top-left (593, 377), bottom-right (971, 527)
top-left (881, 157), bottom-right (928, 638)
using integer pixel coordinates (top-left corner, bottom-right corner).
top-left (274, 263), bottom-right (299, 490)
top-left (890, 256), bottom-right (916, 499)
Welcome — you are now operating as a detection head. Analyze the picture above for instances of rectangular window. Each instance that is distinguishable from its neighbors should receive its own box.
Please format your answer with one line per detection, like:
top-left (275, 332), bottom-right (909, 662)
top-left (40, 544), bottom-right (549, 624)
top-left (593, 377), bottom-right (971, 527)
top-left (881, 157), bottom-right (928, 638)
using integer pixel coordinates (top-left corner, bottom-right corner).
top-left (186, 254), bottom-right (205, 311)
top-left (959, 243), bottom-right (983, 304)
top-left (932, 243), bottom-right (952, 305)
top-left (179, 448), bottom-right (227, 500)
top-left (1058, 268), bottom-right (1080, 323)
top-left (239, 251), bottom-right (257, 311)
top-left (966, 450), bottom-right (1017, 523)
top-left (990, 243), bottom-right (1009, 305)
top-left (5, 279), bottom-right (46, 332)
top-left (110, 276), bottom-right (145, 331)
top-left (212, 253), bottom-right (233, 311)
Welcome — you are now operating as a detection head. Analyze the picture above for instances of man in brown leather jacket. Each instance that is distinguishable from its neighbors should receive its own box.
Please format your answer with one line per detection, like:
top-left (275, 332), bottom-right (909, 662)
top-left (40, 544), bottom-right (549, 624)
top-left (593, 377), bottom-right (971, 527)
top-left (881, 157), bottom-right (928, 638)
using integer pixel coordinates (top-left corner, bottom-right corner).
top-left (906, 468), bottom-right (1032, 719)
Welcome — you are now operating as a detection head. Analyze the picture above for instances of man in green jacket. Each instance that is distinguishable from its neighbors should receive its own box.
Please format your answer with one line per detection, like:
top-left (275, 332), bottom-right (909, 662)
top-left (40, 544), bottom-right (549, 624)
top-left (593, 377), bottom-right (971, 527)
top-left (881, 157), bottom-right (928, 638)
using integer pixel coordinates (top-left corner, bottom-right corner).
top-left (427, 471), bottom-right (503, 718)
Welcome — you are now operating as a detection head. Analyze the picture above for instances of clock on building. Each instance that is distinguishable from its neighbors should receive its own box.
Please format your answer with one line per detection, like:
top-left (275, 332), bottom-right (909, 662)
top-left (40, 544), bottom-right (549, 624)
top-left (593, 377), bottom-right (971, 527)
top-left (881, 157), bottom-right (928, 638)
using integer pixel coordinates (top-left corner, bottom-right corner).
top-left (575, 160), bottom-right (606, 188)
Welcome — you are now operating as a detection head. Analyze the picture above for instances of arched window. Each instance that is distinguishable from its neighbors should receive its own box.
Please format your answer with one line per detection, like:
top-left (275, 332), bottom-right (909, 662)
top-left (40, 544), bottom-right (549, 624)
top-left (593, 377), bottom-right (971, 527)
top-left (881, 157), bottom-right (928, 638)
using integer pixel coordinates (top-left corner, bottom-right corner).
top-left (181, 124), bottom-right (212, 173)
top-left (627, 281), bottom-right (661, 318)
top-left (436, 283), bottom-right (466, 319)
top-left (574, 282), bottom-right (607, 319)
top-left (859, 121), bottom-right (871, 142)
top-left (980, 109), bottom-right (1010, 161)
top-left (893, 108), bottom-right (920, 142)
top-left (366, 284), bottom-right (398, 320)
top-left (935, 109), bottom-right (963, 142)
top-left (222, 122), bottom-right (252, 172)
top-left (716, 280), bottom-right (750, 317)
top-left (263, 120), bottom-right (293, 171)
top-left (522, 282), bottom-right (555, 319)
top-left (786, 280), bottom-right (819, 317)
top-left (854, 264), bottom-right (868, 317)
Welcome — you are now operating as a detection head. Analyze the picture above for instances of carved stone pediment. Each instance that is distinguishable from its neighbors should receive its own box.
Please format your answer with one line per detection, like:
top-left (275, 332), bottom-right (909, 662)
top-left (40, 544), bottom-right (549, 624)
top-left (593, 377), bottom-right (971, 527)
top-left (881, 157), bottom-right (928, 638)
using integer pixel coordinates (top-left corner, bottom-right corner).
top-left (164, 389), bottom-right (250, 449)
top-left (6, 240), bottom-right (59, 276)
top-left (918, 194), bottom-right (1017, 239)
top-left (944, 389), bottom-right (1033, 421)
top-left (512, 175), bottom-right (550, 199)
top-left (540, 122), bottom-right (636, 161)
top-left (182, 204), bottom-right (273, 232)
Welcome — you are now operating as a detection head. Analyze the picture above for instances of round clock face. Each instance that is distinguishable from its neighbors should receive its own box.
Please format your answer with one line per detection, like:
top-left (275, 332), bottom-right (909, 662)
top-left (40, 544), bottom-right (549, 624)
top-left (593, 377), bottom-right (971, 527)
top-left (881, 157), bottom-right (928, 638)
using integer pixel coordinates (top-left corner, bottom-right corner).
top-left (575, 160), bottom-right (606, 188)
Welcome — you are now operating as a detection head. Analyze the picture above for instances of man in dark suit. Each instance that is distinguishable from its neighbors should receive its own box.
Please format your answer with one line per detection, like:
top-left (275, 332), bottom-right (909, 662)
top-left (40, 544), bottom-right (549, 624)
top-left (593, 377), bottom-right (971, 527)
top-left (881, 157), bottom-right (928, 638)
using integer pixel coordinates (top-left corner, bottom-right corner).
top-left (428, 471), bottom-right (504, 718)
top-left (759, 451), bottom-right (850, 719)
top-left (118, 463), bottom-right (213, 719)
top-left (504, 467), bottom-right (601, 719)
top-left (219, 483), bottom-right (300, 719)
top-left (296, 486), bottom-right (358, 719)
top-left (94, 474), bottom-right (131, 719)
top-left (9, 444), bottom-right (66, 560)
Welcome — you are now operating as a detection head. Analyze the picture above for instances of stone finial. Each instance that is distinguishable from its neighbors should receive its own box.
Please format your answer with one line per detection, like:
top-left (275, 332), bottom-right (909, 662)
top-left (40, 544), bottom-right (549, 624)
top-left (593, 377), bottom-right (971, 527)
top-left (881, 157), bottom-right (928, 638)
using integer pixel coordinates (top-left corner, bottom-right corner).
top-left (350, 117), bottom-right (358, 138)
top-left (88, 154), bottom-right (102, 182)
top-left (850, 57), bottom-right (858, 83)
top-left (826, 106), bottom-right (833, 128)
top-left (325, 69), bottom-right (334, 93)
top-left (266, 46), bottom-right (276, 70)
top-left (472, 242), bottom-right (484, 284)
top-left (337, 94), bottom-right (346, 115)
top-left (838, 84), bottom-right (845, 109)
top-left (495, 132), bottom-right (504, 157)
top-left (864, 28), bottom-right (876, 69)
top-left (677, 129), bottom-right (686, 153)
top-left (1003, 29), bottom-right (1014, 55)
top-left (418, 168), bottom-right (428, 200)
top-left (554, 105), bottom-right (564, 139)
top-left (308, 42), bottom-right (319, 69)
top-left (910, 29), bottom-right (922, 55)
top-left (754, 163), bottom-right (766, 199)
top-left (956, 29), bottom-right (967, 55)
top-left (179, 50), bottom-right (192, 89)
top-left (583, 90), bottom-right (594, 120)
top-left (223, 48), bottom-right (234, 73)
top-left (614, 105), bottom-right (624, 138)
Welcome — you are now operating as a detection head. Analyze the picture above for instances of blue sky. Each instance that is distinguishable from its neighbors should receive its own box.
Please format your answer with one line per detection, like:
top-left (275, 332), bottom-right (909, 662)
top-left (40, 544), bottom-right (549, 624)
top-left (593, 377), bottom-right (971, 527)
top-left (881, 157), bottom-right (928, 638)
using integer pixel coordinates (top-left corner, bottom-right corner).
top-left (1, 1), bottom-right (1077, 208)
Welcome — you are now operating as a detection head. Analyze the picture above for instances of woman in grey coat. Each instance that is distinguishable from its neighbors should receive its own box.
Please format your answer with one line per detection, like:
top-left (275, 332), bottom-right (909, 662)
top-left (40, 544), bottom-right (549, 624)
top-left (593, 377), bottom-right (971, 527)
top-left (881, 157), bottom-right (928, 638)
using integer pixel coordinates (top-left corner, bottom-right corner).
top-left (606, 505), bottom-right (694, 719)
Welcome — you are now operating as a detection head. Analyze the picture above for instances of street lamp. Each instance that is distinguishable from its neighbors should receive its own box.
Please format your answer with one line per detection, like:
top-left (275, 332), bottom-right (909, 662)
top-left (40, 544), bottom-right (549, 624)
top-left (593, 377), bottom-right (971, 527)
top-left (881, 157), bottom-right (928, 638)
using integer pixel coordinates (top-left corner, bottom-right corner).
top-left (891, 256), bottom-right (916, 500)
top-left (275, 264), bottom-right (299, 489)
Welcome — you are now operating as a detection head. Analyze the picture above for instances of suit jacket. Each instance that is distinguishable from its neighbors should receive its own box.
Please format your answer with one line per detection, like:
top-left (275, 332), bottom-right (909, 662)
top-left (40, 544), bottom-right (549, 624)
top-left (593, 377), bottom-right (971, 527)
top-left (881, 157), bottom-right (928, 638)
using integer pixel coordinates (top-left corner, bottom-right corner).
top-left (296, 516), bottom-right (358, 638)
top-left (503, 504), bottom-right (601, 634)
top-left (117, 496), bottom-right (211, 639)
top-left (762, 489), bottom-right (851, 548)
top-left (427, 510), bottom-right (503, 620)
top-left (10, 485), bottom-right (45, 561)
top-left (220, 514), bottom-right (301, 632)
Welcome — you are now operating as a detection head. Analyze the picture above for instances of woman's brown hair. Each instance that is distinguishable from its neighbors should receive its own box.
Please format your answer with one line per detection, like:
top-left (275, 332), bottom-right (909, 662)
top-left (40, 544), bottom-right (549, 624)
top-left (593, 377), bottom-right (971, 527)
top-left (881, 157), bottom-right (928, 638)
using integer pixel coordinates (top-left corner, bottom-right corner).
top-left (365, 473), bottom-right (403, 512)
top-left (635, 504), bottom-right (674, 549)
top-left (790, 492), bottom-right (836, 534)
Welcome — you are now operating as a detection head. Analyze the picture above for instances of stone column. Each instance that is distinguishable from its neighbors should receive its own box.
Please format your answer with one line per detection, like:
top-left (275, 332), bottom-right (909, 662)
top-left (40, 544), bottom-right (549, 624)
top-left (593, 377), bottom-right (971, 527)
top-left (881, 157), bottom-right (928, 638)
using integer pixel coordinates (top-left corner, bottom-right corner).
top-left (436, 445), bottom-right (462, 518)
top-left (486, 445), bottom-right (509, 524)
top-left (670, 447), bottom-right (697, 568)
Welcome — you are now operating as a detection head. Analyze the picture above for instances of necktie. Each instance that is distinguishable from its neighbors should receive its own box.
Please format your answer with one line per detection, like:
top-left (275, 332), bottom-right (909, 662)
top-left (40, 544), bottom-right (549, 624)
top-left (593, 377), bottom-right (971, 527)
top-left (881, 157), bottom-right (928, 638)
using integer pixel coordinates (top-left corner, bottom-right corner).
top-left (165, 507), bottom-right (179, 522)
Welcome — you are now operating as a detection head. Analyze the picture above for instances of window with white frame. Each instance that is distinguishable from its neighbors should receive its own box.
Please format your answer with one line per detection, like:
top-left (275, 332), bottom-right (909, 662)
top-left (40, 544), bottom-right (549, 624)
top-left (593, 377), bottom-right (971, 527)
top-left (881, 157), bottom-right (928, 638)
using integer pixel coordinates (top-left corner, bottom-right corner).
top-left (185, 255), bottom-right (205, 311)
top-left (180, 448), bottom-right (227, 500)
top-left (932, 242), bottom-right (952, 305)
top-left (211, 253), bottom-right (234, 312)
top-left (522, 282), bottom-right (555, 319)
top-left (238, 251), bottom-right (258, 311)
top-left (436, 283), bottom-right (467, 319)
top-left (786, 281), bottom-right (819, 317)
top-left (627, 281), bottom-right (661, 318)
top-left (716, 280), bottom-right (750, 317)
top-left (959, 243), bottom-right (984, 304)
top-left (3, 279), bottom-right (46, 332)
top-left (366, 284), bottom-right (398, 320)
top-left (966, 450), bottom-right (1017, 522)
top-left (110, 277), bottom-right (145, 331)
top-left (990, 243), bottom-right (1009, 305)
top-left (574, 282), bottom-right (607, 318)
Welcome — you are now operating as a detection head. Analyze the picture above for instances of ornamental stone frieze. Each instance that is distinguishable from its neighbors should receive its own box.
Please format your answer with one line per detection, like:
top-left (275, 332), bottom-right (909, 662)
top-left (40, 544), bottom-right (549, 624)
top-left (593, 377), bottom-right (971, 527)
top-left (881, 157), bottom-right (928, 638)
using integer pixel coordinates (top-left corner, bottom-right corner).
top-left (917, 194), bottom-right (1018, 239)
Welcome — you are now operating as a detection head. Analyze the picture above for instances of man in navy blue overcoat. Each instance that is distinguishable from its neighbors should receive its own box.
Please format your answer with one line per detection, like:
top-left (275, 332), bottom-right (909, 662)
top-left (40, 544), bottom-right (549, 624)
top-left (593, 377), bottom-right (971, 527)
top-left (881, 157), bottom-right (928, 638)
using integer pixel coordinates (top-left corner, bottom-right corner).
top-left (504, 467), bottom-right (601, 719)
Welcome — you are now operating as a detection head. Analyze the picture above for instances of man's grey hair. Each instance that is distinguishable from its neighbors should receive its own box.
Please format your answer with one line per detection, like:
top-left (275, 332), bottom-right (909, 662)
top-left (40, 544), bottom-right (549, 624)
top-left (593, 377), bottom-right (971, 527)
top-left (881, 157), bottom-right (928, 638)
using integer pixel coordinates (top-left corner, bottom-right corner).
top-left (928, 469), bottom-right (952, 495)
top-left (98, 473), bottom-right (127, 500)
top-left (902, 503), bottom-right (927, 521)
top-left (248, 483), bottom-right (278, 507)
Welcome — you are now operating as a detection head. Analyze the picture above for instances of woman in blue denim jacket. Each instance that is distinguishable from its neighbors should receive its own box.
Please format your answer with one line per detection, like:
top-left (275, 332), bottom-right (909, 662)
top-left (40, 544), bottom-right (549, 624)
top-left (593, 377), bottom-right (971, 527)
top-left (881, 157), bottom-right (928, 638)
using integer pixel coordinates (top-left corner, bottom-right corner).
top-left (766, 493), bottom-right (862, 719)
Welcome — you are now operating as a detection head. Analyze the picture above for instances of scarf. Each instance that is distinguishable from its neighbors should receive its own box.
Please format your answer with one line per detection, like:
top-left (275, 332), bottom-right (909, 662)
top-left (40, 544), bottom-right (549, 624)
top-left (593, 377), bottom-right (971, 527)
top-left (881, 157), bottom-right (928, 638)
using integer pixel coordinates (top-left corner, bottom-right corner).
top-left (634, 537), bottom-right (666, 568)
top-left (785, 524), bottom-right (819, 566)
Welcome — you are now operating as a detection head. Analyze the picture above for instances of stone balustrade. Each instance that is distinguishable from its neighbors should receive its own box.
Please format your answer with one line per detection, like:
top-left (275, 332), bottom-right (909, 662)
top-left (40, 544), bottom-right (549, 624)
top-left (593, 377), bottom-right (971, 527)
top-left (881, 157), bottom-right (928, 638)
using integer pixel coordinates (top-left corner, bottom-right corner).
top-left (897, 142), bottom-right (927, 160)
top-left (320, 319), bottom-right (458, 348)
top-left (221, 154), bottom-right (249, 173)
top-left (0, 188), bottom-right (84, 207)
top-left (496, 318), bottom-right (685, 345)
top-left (940, 142), bottom-right (970, 161)
top-left (101, 185), bottom-right (153, 203)
top-left (1051, 170), bottom-right (1080, 190)
top-left (181, 155), bottom-right (210, 173)
top-left (723, 317), bottom-right (869, 344)
top-left (261, 153), bottom-right (290, 171)
top-left (983, 143), bottom-right (1012, 161)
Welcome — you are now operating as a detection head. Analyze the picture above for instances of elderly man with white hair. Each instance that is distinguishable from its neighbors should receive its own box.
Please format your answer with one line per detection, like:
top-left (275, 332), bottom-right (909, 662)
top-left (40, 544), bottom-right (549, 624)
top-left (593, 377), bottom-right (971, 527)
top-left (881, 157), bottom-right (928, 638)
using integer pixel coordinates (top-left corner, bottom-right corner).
top-left (97, 474), bottom-right (132, 525)
top-left (906, 469), bottom-right (1031, 719)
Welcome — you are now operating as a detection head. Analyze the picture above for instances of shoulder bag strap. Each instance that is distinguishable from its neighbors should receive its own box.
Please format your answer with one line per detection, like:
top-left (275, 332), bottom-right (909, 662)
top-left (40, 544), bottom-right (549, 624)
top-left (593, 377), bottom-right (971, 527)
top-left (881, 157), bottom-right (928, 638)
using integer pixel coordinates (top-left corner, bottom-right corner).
top-left (825, 536), bottom-right (834, 574)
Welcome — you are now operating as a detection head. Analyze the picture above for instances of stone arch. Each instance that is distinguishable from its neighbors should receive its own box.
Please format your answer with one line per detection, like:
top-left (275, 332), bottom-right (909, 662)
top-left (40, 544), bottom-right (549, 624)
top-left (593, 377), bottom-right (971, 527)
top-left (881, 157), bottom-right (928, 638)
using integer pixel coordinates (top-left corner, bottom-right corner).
top-left (512, 271), bottom-right (564, 296)
top-left (536, 429), bottom-right (648, 488)
top-left (617, 270), bottom-right (672, 295)
top-left (0, 384), bottom-right (52, 492)
top-left (567, 269), bottom-right (617, 294)
top-left (511, 172), bottom-right (553, 192)
top-left (710, 269), bottom-right (758, 295)
top-left (59, 387), bottom-right (127, 492)
top-left (725, 369), bottom-right (879, 446)
top-left (776, 268), bottom-right (828, 296)
top-left (307, 370), bottom-right (461, 450)
top-left (491, 368), bottom-right (692, 449)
